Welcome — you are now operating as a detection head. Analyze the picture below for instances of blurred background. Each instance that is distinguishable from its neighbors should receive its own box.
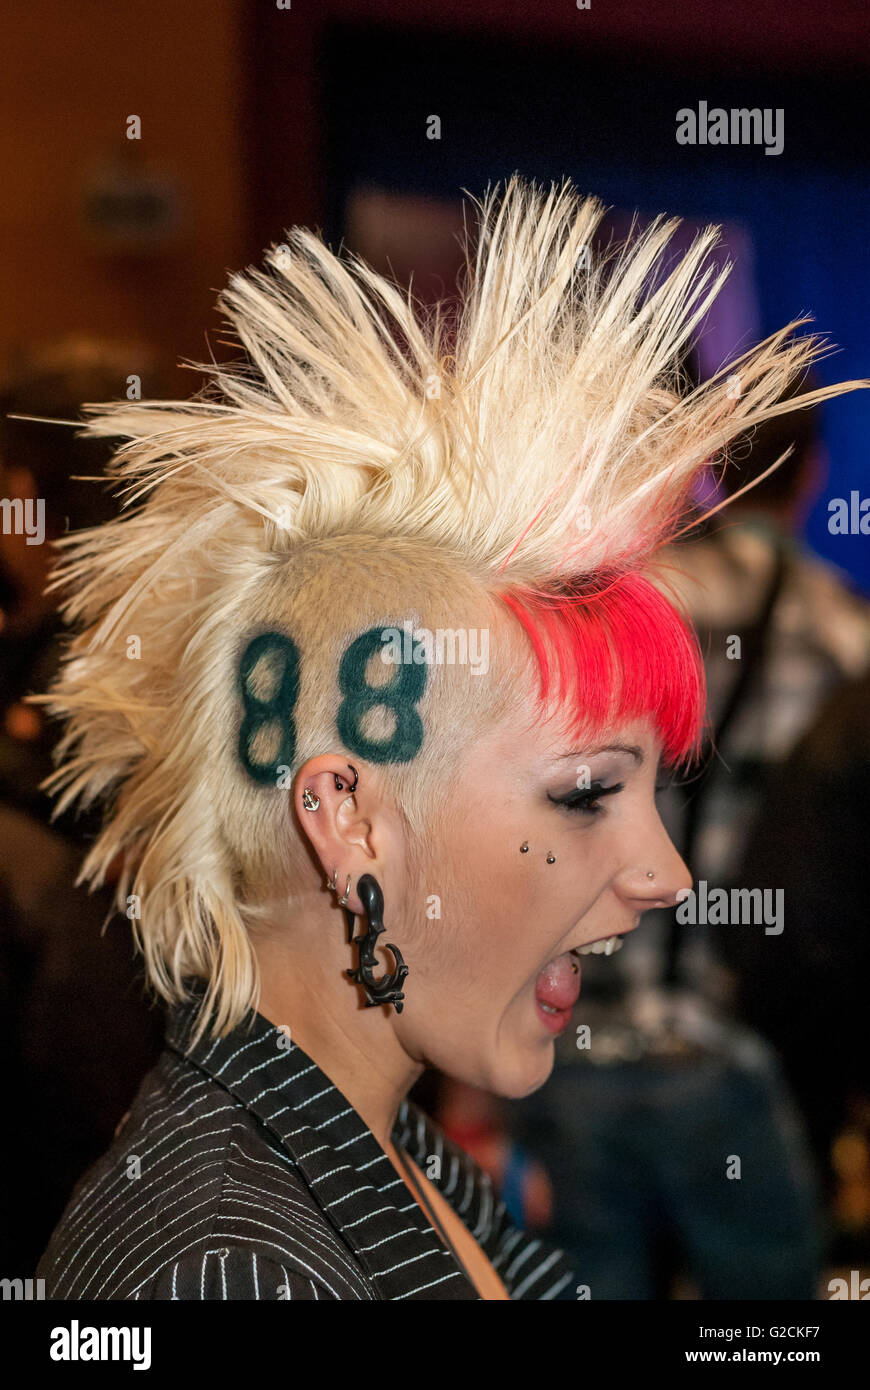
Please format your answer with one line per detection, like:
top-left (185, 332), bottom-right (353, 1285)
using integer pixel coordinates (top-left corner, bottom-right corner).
top-left (1, 0), bottom-right (868, 1297)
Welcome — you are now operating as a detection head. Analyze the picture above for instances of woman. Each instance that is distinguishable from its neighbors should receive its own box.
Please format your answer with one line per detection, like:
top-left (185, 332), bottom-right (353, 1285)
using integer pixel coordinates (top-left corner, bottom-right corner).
top-left (35, 178), bottom-right (861, 1299)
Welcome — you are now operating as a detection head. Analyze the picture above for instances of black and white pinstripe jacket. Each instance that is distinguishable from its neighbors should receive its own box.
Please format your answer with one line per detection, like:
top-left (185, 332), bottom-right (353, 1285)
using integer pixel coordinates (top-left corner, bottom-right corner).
top-left (37, 988), bottom-right (577, 1300)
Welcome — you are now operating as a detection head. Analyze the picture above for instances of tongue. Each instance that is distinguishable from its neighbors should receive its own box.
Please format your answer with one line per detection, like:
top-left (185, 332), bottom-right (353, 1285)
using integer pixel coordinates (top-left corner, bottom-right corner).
top-left (535, 953), bottom-right (581, 1012)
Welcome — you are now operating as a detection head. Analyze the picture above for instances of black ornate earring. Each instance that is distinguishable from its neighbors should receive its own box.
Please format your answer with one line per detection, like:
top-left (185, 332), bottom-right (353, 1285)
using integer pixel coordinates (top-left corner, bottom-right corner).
top-left (344, 872), bottom-right (409, 1013)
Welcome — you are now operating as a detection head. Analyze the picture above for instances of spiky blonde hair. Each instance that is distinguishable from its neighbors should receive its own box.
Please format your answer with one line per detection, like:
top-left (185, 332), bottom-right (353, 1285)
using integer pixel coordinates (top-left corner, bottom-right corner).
top-left (36, 176), bottom-right (865, 1039)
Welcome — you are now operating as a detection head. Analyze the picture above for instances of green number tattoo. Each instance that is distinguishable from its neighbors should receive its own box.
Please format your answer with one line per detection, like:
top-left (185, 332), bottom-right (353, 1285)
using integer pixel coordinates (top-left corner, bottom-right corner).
top-left (337, 627), bottom-right (427, 764)
top-left (237, 625), bottom-right (427, 782)
top-left (237, 631), bottom-right (300, 783)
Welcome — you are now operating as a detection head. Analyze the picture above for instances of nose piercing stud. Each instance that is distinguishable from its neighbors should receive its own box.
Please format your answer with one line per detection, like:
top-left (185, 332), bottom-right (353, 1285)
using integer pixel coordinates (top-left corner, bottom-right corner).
top-left (546, 853), bottom-right (556, 864)
top-left (302, 788), bottom-right (320, 811)
top-left (520, 842), bottom-right (529, 853)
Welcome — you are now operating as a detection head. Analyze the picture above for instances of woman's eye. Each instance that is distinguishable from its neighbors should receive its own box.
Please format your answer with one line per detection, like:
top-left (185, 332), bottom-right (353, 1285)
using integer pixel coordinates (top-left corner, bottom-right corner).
top-left (548, 782), bottom-right (624, 816)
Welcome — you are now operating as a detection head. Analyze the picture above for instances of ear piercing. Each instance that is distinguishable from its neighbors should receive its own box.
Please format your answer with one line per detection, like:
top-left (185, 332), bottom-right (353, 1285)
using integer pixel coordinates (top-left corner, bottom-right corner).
top-left (519, 842), bottom-right (556, 863)
top-left (325, 867), bottom-right (352, 904)
top-left (316, 766), bottom-right (360, 901)
top-left (305, 764), bottom-right (359, 805)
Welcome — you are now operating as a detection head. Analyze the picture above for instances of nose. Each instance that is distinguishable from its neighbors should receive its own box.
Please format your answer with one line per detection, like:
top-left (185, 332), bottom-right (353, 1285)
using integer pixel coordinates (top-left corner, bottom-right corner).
top-left (616, 820), bottom-right (693, 911)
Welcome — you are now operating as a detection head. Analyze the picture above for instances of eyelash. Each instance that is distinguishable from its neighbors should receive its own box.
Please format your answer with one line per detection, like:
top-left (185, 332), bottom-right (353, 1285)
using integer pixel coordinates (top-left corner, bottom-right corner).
top-left (548, 777), bottom-right (669, 818)
top-left (548, 782), bottom-right (625, 817)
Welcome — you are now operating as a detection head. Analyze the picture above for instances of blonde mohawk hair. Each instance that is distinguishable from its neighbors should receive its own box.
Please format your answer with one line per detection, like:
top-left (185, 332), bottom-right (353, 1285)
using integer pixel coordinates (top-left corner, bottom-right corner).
top-left (37, 175), bottom-right (865, 1037)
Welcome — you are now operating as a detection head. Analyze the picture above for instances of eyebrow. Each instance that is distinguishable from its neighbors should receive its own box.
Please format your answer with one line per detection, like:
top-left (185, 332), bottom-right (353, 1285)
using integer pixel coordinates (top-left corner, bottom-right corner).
top-left (557, 743), bottom-right (644, 763)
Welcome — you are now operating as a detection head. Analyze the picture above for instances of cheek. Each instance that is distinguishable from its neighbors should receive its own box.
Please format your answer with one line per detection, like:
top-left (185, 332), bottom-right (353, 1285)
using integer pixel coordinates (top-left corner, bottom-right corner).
top-left (403, 817), bottom-right (539, 1004)
top-left (432, 820), bottom-right (571, 989)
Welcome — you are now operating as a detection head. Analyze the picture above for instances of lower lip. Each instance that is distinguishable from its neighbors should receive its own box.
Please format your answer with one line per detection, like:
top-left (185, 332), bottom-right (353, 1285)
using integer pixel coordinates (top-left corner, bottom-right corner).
top-left (535, 999), bottom-right (573, 1035)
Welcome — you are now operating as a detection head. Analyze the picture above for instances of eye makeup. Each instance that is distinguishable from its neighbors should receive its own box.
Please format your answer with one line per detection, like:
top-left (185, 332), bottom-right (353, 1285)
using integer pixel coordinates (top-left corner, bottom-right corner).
top-left (547, 781), bottom-right (625, 817)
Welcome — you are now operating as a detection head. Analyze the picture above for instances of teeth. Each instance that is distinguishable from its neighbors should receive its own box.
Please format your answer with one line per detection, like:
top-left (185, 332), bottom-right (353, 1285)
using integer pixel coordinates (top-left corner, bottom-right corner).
top-left (575, 935), bottom-right (624, 957)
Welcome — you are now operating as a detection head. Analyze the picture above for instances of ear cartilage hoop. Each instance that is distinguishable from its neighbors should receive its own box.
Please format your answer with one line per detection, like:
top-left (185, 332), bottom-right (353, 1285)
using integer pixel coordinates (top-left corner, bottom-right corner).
top-left (345, 872), bottom-right (408, 1013)
top-left (301, 787), bottom-right (320, 811)
top-left (346, 763), bottom-right (359, 794)
top-left (337, 875), bottom-right (352, 906)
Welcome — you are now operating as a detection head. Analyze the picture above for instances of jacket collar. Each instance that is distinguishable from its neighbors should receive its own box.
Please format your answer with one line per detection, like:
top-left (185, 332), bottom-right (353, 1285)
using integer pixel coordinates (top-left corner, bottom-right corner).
top-left (166, 987), bottom-right (480, 1300)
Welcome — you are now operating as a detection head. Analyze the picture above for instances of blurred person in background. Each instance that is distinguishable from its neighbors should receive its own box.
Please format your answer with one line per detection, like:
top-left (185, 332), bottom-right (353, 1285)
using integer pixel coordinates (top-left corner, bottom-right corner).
top-left (1, 340), bottom-right (150, 820)
top-left (0, 339), bottom-right (165, 1274)
top-left (496, 381), bottom-right (870, 1299)
top-left (663, 376), bottom-right (870, 900)
top-left (724, 666), bottom-right (870, 1273)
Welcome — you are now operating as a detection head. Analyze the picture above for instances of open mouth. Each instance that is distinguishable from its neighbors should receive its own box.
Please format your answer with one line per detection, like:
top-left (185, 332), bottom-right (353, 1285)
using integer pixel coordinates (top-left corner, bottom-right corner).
top-left (535, 934), bottom-right (627, 1032)
top-left (572, 934), bottom-right (626, 957)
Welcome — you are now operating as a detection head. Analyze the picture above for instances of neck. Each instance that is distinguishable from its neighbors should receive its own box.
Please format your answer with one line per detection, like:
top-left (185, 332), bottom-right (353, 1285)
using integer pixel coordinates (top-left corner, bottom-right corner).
top-left (253, 894), bottom-right (423, 1149)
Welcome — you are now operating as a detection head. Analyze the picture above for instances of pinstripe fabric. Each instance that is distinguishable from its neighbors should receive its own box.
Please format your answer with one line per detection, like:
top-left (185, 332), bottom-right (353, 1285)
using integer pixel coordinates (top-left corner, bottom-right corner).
top-left (37, 989), bottom-right (577, 1300)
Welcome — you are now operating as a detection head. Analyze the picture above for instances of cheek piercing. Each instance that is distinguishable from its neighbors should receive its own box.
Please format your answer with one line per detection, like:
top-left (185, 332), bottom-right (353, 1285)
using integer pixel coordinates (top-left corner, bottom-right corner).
top-left (302, 788), bottom-right (320, 811)
top-left (520, 842), bottom-right (529, 853)
top-left (546, 853), bottom-right (556, 864)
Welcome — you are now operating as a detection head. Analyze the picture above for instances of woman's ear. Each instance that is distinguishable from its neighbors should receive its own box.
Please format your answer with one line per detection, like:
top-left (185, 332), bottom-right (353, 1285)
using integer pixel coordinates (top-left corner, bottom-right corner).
top-left (293, 754), bottom-right (375, 915)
